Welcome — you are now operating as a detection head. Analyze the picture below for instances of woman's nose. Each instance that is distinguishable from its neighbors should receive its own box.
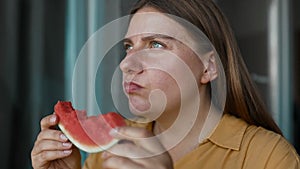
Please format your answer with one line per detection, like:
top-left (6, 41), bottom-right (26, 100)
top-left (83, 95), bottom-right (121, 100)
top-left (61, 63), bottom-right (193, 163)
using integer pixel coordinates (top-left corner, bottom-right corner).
top-left (120, 53), bottom-right (143, 75)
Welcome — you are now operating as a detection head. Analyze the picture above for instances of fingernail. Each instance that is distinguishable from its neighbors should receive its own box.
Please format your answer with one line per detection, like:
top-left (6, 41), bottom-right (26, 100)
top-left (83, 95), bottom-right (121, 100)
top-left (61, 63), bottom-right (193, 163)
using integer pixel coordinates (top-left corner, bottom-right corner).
top-left (63, 150), bottom-right (72, 154)
top-left (109, 128), bottom-right (118, 136)
top-left (63, 142), bottom-right (72, 147)
top-left (60, 134), bottom-right (68, 141)
top-left (50, 115), bottom-right (56, 123)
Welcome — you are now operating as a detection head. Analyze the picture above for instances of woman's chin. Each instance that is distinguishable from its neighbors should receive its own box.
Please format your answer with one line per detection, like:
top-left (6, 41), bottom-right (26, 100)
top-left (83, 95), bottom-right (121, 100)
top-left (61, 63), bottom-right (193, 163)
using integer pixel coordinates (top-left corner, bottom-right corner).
top-left (128, 96), bottom-right (150, 113)
top-left (128, 103), bottom-right (157, 122)
top-left (129, 103), bottom-right (150, 116)
top-left (128, 95), bottom-right (166, 122)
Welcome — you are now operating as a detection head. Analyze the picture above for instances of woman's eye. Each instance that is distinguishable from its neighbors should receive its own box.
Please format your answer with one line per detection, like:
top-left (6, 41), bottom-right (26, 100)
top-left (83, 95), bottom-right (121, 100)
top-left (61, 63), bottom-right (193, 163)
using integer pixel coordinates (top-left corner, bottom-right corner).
top-left (150, 41), bottom-right (164, 49)
top-left (124, 44), bottom-right (133, 51)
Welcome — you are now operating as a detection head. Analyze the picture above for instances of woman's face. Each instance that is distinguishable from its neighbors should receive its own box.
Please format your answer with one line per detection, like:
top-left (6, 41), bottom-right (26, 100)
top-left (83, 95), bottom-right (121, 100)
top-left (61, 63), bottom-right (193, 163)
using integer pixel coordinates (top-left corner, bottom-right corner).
top-left (120, 7), bottom-right (207, 120)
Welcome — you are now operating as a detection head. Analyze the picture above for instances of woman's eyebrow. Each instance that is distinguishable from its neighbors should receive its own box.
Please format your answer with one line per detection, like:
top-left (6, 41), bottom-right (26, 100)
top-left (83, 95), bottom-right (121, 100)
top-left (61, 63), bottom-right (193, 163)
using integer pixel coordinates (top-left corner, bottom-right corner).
top-left (123, 38), bottom-right (132, 44)
top-left (123, 34), bottom-right (175, 44)
top-left (141, 34), bottom-right (175, 41)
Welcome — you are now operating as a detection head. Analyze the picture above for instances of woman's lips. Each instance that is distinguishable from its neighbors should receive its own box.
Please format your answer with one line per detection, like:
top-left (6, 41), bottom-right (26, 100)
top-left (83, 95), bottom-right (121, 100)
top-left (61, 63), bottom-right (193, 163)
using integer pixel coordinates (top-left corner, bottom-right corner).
top-left (124, 82), bottom-right (143, 94)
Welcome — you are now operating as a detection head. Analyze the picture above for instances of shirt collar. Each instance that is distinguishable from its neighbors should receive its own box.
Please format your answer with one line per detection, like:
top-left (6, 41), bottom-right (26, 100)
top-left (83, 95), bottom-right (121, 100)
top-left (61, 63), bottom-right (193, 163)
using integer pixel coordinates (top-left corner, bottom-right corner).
top-left (207, 114), bottom-right (248, 151)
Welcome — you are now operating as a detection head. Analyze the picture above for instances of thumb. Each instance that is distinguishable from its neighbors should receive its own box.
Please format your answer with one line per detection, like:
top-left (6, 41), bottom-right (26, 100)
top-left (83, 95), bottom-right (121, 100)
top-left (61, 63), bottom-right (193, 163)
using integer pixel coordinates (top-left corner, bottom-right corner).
top-left (110, 126), bottom-right (166, 154)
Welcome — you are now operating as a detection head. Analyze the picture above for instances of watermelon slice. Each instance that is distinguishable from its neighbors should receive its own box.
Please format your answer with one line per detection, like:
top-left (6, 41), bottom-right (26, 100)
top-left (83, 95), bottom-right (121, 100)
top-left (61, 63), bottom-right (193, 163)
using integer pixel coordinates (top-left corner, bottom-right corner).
top-left (54, 101), bottom-right (126, 153)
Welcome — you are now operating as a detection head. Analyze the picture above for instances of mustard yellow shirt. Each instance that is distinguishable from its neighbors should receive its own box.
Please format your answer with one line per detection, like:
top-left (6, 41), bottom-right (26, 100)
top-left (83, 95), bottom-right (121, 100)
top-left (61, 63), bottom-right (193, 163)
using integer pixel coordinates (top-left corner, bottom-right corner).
top-left (83, 114), bottom-right (300, 169)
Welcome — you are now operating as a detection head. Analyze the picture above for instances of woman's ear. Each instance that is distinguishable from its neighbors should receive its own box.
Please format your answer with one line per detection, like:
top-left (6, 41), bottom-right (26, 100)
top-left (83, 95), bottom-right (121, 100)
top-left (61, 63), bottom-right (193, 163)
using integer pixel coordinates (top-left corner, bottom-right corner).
top-left (200, 51), bottom-right (218, 84)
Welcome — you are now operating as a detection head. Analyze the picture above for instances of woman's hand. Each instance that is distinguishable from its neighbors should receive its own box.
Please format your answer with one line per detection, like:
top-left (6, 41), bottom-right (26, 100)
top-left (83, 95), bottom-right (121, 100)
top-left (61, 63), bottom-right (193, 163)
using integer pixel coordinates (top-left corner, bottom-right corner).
top-left (31, 114), bottom-right (81, 169)
top-left (101, 127), bottom-right (173, 169)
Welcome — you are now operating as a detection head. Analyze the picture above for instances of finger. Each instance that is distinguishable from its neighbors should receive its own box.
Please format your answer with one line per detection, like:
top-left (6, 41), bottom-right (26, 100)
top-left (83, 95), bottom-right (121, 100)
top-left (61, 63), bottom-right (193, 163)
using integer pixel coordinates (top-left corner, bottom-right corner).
top-left (105, 142), bottom-right (151, 159)
top-left (33, 149), bottom-right (73, 164)
top-left (35, 140), bottom-right (72, 153)
top-left (37, 130), bottom-right (69, 143)
top-left (32, 130), bottom-right (70, 156)
top-left (110, 127), bottom-right (165, 154)
top-left (102, 156), bottom-right (143, 169)
top-left (32, 137), bottom-right (71, 156)
top-left (101, 151), bottom-right (114, 160)
top-left (40, 114), bottom-right (58, 130)
top-left (110, 126), bottom-right (153, 139)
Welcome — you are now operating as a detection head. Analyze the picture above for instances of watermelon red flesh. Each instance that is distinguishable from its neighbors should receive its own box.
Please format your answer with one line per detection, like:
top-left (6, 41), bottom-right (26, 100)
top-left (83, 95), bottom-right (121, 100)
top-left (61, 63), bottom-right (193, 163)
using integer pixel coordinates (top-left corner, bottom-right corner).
top-left (54, 101), bottom-right (126, 153)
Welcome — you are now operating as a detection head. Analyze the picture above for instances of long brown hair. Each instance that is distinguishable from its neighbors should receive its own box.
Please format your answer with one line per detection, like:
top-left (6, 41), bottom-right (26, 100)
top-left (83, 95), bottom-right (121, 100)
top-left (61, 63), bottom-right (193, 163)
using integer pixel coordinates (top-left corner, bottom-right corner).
top-left (130, 0), bottom-right (282, 135)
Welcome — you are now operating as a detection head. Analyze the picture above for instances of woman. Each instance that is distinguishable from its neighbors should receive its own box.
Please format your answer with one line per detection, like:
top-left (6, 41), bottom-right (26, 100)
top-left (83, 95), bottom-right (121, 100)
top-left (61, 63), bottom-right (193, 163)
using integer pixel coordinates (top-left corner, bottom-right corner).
top-left (31, 0), bottom-right (300, 168)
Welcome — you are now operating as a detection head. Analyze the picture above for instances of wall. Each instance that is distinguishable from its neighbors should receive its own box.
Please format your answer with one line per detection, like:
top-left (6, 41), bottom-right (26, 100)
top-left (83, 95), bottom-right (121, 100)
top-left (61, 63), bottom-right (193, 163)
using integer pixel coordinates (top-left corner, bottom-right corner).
top-left (218, 0), bottom-right (271, 108)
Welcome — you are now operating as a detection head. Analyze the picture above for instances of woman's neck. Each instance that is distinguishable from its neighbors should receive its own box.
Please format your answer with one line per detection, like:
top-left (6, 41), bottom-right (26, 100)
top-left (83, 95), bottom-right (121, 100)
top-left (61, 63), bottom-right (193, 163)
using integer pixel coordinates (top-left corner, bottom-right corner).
top-left (153, 92), bottom-right (212, 162)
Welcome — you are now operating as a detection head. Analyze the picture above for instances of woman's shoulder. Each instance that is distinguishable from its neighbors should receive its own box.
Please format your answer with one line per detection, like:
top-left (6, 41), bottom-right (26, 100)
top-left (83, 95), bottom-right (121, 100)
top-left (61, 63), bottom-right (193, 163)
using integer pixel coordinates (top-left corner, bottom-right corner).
top-left (240, 117), bottom-right (300, 168)
top-left (221, 114), bottom-right (296, 152)
top-left (244, 120), bottom-right (296, 152)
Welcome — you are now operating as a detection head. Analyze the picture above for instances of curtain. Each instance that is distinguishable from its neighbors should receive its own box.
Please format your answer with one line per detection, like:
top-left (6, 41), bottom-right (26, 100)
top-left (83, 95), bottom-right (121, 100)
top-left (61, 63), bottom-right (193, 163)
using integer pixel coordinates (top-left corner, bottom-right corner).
top-left (0, 0), bottom-right (67, 168)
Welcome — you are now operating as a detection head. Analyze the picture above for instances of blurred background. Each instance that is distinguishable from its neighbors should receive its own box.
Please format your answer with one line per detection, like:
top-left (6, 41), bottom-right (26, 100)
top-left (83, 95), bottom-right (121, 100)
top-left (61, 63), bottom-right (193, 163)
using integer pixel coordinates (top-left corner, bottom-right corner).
top-left (0, 0), bottom-right (299, 168)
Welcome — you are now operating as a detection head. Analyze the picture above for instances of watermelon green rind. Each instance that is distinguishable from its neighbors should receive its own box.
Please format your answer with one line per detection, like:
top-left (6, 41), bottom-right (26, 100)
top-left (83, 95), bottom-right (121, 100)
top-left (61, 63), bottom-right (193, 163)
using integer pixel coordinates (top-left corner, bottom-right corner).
top-left (58, 123), bottom-right (119, 153)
